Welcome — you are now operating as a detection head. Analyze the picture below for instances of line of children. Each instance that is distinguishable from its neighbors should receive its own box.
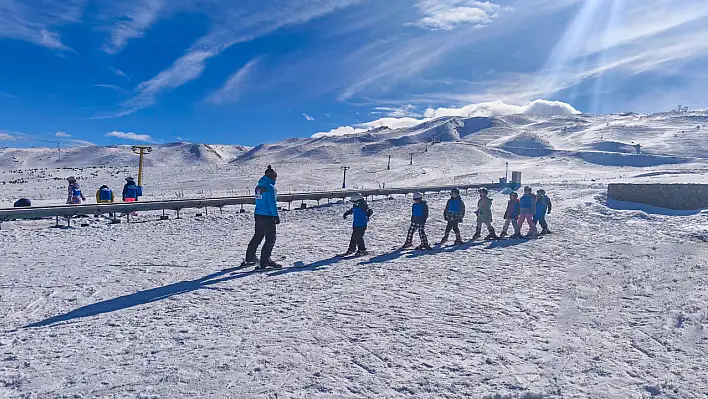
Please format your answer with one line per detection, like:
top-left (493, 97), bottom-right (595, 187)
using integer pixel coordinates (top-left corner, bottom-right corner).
top-left (336, 186), bottom-right (552, 255)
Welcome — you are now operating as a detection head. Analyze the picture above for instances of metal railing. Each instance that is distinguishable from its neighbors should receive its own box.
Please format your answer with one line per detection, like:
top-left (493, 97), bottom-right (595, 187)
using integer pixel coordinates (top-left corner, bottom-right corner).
top-left (0, 181), bottom-right (519, 225)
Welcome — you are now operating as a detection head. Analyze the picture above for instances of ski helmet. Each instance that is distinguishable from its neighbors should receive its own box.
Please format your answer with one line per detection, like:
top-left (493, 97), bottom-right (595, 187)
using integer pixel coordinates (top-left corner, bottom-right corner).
top-left (126, 176), bottom-right (135, 182)
top-left (478, 187), bottom-right (489, 196)
top-left (537, 189), bottom-right (546, 195)
top-left (67, 176), bottom-right (76, 183)
top-left (349, 193), bottom-right (364, 202)
top-left (451, 188), bottom-right (460, 196)
top-left (510, 192), bottom-right (518, 198)
top-left (413, 192), bottom-right (423, 200)
top-left (524, 186), bottom-right (532, 192)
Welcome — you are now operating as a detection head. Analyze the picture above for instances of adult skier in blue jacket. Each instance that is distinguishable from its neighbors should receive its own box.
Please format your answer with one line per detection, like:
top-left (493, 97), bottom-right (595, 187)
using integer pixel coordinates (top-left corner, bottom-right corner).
top-left (401, 192), bottom-right (431, 250)
top-left (244, 165), bottom-right (282, 270)
top-left (339, 193), bottom-right (374, 257)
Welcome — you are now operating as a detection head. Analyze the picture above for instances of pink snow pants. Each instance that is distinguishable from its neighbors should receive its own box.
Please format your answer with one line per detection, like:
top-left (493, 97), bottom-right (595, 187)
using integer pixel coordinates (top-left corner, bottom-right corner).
top-left (518, 214), bottom-right (537, 234)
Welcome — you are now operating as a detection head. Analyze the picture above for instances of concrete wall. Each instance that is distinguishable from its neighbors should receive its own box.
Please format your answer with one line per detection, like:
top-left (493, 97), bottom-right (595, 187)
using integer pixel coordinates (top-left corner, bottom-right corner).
top-left (608, 184), bottom-right (708, 210)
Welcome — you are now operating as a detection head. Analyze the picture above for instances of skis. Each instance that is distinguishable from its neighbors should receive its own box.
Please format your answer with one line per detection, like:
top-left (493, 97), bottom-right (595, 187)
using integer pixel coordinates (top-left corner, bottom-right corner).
top-left (336, 251), bottom-right (370, 258)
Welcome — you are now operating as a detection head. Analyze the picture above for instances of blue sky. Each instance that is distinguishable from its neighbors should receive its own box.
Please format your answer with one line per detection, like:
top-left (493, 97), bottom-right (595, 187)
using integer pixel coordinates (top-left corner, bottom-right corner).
top-left (1, 0), bottom-right (708, 147)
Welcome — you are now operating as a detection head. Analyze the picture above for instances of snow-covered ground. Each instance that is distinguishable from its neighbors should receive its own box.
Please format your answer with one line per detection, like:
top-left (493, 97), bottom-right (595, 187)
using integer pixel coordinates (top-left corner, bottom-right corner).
top-left (1, 111), bottom-right (708, 398)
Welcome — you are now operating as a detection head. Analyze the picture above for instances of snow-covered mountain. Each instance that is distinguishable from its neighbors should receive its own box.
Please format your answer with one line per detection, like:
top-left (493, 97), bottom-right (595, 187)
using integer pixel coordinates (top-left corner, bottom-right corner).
top-left (0, 142), bottom-right (251, 169)
top-left (1, 111), bottom-right (706, 171)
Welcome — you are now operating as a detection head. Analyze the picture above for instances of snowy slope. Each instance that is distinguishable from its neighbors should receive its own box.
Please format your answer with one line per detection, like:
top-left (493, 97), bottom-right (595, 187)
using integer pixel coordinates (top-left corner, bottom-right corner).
top-left (1, 110), bottom-right (708, 398)
top-left (0, 142), bottom-right (251, 169)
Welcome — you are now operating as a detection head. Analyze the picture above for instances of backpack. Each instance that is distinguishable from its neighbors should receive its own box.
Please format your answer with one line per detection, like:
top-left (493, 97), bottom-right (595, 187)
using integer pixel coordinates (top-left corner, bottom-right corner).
top-left (99, 188), bottom-right (113, 202)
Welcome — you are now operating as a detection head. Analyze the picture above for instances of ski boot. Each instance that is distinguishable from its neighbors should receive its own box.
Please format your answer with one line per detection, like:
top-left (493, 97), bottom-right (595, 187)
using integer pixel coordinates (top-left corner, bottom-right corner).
top-left (263, 259), bottom-right (284, 269)
top-left (415, 244), bottom-right (432, 250)
top-left (453, 238), bottom-right (464, 245)
top-left (355, 250), bottom-right (369, 256)
top-left (337, 251), bottom-right (356, 258)
top-left (509, 233), bottom-right (522, 239)
top-left (437, 235), bottom-right (449, 246)
top-left (471, 230), bottom-right (481, 241)
top-left (499, 232), bottom-right (508, 238)
top-left (484, 233), bottom-right (499, 240)
top-left (240, 257), bottom-right (259, 267)
top-left (400, 243), bottom-right (413, 250)
top-left (541, 229), bottom-right (551, 235)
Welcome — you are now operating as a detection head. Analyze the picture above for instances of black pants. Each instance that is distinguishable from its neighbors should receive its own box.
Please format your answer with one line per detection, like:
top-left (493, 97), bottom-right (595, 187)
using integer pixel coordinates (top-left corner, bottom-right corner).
top-left (246, 215), bottom-right (277, 266)
top-left (444, 221), bottom-right (461, 240)
top-left (536, 216), bottom-right (548, 231)
top-left (348, 227), bottom-right (367, 253)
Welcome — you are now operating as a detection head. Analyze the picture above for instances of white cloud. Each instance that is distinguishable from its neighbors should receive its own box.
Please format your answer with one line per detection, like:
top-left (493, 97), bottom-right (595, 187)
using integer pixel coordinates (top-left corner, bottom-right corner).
top-left (0, 0), bottom-right (84, 50)
top-left (0, 132), bottom-right (17, 141)
top-left (303, 113), bottom-right (315, 121)
top-left (412, 0), bottom-right (509, 31)
top-left (312, 126), bottom-right (367, 139)
top-left (68, 139), bottom-right (96, 147)
top-left (55, 131), bottom-right (71, 137)
top-left (102, 0), bottom-right (165, 54)
top-left (206, 58), bottom-right (260, 104)
top-left (105, 131), bottom-right (154, 142)
top-left (313, 99), bottom-right (579, 138)
top-left (375, 104), bottom-right (421, 118)
top-left (424, 99), bottom-right (580, 118)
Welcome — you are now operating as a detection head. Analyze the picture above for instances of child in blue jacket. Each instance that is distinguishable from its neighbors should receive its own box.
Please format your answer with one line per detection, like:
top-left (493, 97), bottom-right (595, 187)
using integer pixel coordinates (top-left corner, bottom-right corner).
top-left (439, 188), bottom-right (465, 245)
top-left (401, 192), bottom-right (431, 250)
top-left (340, 193), bottom-right (374, 257)
top-left (534, 189), bottom-right (552, 234)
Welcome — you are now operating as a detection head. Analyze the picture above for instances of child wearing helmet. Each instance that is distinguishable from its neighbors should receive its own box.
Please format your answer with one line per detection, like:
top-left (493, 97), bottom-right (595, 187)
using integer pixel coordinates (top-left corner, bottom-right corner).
top-left (500, 192), bottom-right (521, 238)
top-left (439, 188), bottom-right (465, 245)
top-left (66, 177), bottom-right (86, 205)
top-left (518, 186), bottom-right (538, 236)
top-left (339, 193), bottom-right (374, 257)
top-left (472, 188), bottom-right (498, 240)
top-left (534, 189), bottom-right (552, 234)
top-left (401, 192), bottom-right (431, 250)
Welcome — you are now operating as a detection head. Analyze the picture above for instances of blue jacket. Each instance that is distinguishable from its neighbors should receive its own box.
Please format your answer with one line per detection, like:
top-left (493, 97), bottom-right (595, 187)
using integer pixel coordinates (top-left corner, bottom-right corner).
top-left (123, 182), bottom-right (139, 200)
top-left (535, 195), bottom-right (552, 217)
top-left (411, 201), bottom-right (429, 224)
top-left (519, 193), bottom-right (536, 213)
top-left (344, 200), bottom-right (373, 227)
top-left (254, 176), bottom-right (279, 217)
top-left (444, 198), bottom-right (465, 222)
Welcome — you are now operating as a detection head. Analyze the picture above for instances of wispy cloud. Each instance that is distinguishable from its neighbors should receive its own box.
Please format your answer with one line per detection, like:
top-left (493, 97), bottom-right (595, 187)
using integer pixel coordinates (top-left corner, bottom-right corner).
top-left (108, 66), bottom-right (130, 80)
top-left (106, 131), bottom-right (154, 142)
top-left (303, 113), bottom-right (315, 121)
top-left (206, 58), bottom-right (260, 104)
top-left (374, 104), bottom-right (421, 118)
top-left (101, 0), bottom-right (165, 54)
top-left (55, 131), bottom-right (72, 137)
top-left (0, 131), bottom-right (17, 141)
top-left (121, 0), bottom-right (363, 115)
top-left (411, 0), bottom-right (510, 30)
top-left (68, 139), bottom-right (96, 147)
top-left (0, 0), bottom-right (85, 50)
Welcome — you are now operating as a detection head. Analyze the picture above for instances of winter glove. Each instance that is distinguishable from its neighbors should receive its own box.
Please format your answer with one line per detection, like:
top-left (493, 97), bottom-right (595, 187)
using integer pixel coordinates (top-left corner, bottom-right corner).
top-left (274, 216), bottom-right (281, 224)
top-left (343, 213), bottom-right (348, 219)
top-left (444, 214), bottom-right (450, 221)
top-left (503, 211), bottom-right (508, 219)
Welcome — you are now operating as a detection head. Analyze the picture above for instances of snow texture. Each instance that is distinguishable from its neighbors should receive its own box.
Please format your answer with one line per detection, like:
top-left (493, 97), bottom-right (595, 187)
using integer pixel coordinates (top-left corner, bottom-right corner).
top-left (1, 110), bottom-right (708, 398)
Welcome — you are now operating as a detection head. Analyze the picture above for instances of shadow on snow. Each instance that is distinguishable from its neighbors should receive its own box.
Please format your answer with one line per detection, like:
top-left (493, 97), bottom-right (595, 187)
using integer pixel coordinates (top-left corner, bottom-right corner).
top-left (23, 266), bottom-right (253, 329)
